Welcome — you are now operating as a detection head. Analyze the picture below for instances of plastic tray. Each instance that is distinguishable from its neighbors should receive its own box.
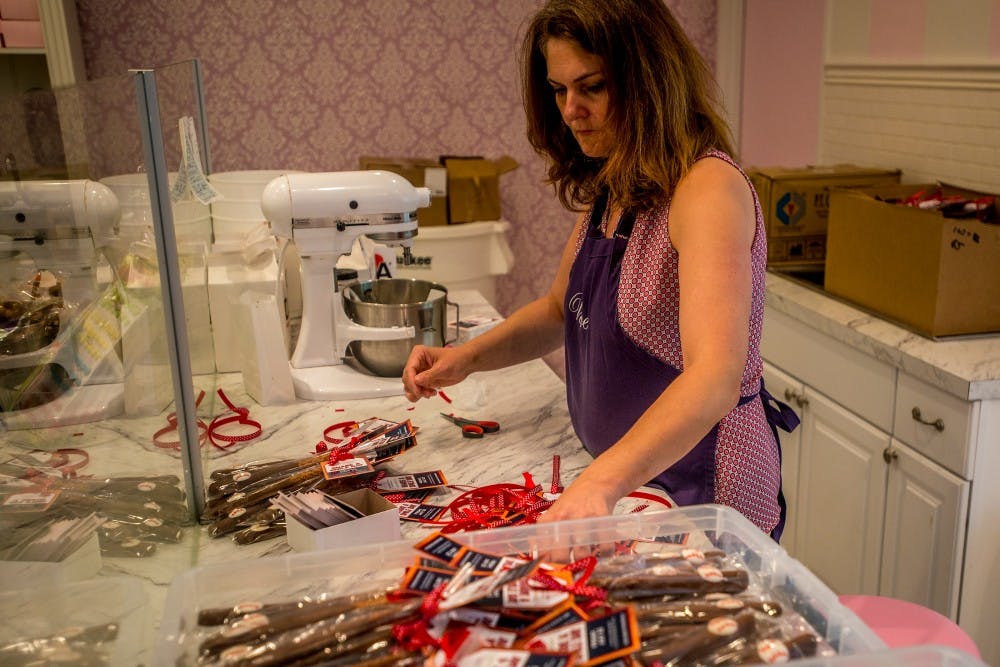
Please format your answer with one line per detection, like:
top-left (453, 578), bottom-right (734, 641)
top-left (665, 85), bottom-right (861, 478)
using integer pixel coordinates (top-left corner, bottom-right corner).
top-left (156, 504), bottom-right (908, 665)
top-left (0, 575), bottom-right (148, 666)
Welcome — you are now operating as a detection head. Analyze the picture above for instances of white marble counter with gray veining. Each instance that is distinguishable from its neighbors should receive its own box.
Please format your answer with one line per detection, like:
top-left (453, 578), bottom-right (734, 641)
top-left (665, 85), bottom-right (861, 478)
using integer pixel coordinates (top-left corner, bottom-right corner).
top-left (765, 272), bottom-right (1000, 401)
top-left (1, 289), bottom-right (595, 663)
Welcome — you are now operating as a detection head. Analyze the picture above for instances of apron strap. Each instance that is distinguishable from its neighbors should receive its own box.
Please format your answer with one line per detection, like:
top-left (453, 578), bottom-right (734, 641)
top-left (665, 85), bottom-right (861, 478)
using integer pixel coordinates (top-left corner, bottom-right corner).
top-left (759, 381), bottom-right (801, 433)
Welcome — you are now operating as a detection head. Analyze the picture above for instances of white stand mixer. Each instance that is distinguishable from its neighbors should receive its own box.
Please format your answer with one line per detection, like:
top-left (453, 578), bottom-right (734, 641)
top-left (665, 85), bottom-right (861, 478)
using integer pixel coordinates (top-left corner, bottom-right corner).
top-left (0, 179), bottom-right (125, 428)
top-left (261, 171), bottom-right (430, 400)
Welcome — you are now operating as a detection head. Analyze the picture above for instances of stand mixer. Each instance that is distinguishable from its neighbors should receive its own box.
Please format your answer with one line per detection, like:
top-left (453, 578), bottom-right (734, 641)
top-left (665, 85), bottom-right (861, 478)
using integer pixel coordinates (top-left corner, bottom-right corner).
top-left (261, 171), bottom-right (430, 400)
top-left (0, 179), bottom-right (125, 428)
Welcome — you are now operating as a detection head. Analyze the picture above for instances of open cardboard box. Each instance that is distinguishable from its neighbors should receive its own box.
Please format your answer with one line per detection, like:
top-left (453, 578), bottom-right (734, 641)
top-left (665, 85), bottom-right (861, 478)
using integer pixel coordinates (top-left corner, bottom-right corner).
top-left (285, 488), bottom-right (401, 552)
top-left (825, 183), bottom-right (1000, 338)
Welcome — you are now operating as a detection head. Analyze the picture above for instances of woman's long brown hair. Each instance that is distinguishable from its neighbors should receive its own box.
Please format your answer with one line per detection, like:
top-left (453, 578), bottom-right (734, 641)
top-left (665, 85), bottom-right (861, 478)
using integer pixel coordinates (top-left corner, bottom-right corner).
top-left (521, 0), bottom-right (735, 213)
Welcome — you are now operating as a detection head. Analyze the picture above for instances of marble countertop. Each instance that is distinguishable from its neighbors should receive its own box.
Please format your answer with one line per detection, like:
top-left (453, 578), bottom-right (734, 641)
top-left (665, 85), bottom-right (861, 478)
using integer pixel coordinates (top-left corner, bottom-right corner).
top-left (765, 272), bottom-right (1000, 401)
top-left (1, 289), bottom-right (597, 662)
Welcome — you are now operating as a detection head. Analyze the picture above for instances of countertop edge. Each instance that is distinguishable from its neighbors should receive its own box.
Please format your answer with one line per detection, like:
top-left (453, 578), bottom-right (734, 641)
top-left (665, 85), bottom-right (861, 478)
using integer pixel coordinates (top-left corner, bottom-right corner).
top-left (764, 273), bottom-right (1000, 402)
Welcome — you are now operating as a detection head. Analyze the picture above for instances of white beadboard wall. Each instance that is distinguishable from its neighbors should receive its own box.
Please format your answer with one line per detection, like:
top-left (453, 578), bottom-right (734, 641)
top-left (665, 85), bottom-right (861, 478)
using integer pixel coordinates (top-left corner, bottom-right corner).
top-left (820, 67), bottom-right (1000, 193)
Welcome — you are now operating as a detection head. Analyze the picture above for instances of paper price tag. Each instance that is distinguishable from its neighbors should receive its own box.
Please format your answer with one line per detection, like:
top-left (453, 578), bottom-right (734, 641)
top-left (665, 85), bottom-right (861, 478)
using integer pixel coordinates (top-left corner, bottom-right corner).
top-left (171, 116), bottom-right (220, 205)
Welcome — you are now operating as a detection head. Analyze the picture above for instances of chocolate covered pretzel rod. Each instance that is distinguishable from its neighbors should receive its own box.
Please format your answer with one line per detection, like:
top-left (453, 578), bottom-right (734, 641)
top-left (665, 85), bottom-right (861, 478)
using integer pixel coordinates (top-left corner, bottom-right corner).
top-left (197, 588), bottom-right (393, 626)
top-left (606, 563), bottom-right (750, 601)
top-left (637, 609), bottom-right (757, 666)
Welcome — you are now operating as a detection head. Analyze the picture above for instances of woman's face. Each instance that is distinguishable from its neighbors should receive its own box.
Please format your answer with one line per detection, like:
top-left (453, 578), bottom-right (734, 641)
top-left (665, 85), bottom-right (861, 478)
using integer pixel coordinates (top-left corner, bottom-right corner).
top-left (543, 37), bottom-right (611, 158)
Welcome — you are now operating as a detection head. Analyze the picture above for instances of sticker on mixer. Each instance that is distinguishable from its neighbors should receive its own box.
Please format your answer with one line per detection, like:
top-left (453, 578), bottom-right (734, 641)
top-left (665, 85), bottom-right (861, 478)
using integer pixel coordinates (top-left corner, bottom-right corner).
top-left (374, 470), bottom-right (447, 492)
top-left (321, 456), bottom-right (375, 481)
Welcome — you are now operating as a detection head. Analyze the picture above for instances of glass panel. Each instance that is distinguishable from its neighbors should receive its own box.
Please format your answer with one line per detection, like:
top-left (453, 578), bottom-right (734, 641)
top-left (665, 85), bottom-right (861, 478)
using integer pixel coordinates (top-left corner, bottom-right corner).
top-left (0, 62), bottom-right (210, 664)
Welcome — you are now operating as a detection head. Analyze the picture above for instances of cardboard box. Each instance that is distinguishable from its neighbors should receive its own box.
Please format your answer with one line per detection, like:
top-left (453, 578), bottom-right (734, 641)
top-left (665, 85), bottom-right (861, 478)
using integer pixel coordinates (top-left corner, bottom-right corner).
top-left (359, 156), bottom-right (449, 226)
top-left (825, 183), bottom-right (1000, 338)
top-left (442, 155), bottom-right (518, 223)
top-left (0, 18), bottom-right (42, 47)
top-left (285, 488), bottom-right (401, 552)
top-left (749, 164), bottom-right (901, 268)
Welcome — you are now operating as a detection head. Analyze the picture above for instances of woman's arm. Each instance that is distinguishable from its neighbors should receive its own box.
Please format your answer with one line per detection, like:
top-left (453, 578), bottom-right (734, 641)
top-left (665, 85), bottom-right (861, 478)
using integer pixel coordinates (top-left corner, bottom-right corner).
top-left (401, 211), bottom-right (587, 400)
top-left (541, 157), bottom-right (756, 519)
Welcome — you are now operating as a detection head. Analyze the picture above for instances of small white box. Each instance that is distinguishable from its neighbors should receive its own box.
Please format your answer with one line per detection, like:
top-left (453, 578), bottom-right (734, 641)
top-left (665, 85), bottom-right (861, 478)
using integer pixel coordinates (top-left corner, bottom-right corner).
top-left (285, 489), bottom-right (400, 552)
top-left (0, 532), bottom-right (101, 587)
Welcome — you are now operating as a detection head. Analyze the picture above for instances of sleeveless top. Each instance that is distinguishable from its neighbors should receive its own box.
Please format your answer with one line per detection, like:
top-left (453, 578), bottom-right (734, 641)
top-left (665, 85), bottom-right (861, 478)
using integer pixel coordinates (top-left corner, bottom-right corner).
top-left (568, 149), bottom-right (782, 534)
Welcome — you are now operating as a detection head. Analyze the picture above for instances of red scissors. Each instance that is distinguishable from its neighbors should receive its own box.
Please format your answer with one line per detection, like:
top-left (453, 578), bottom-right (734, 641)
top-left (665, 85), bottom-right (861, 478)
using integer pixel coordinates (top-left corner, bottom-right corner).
top-left (440, 413), bottom-right (501, 438)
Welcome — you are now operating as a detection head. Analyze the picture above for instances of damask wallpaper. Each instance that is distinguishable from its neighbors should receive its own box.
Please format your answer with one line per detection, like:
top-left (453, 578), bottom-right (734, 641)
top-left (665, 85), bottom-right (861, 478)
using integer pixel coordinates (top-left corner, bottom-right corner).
top-left (75, 0), bottom-right (718, 323)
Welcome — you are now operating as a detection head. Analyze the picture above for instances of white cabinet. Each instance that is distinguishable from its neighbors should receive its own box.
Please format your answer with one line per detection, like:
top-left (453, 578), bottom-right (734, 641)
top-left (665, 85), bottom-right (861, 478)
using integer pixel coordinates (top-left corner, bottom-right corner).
top-left (761, 307), bottom-right (971, 624)
top-left (795, 387), bottom-right (890, 596)
top-left (880, 439), bottom-right (968, 617)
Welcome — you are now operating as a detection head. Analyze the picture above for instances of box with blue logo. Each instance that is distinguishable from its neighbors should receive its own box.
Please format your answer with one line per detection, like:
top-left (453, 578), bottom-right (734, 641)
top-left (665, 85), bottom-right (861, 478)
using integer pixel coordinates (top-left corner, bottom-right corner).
top-left (748, 164), bottom-right (900, 269)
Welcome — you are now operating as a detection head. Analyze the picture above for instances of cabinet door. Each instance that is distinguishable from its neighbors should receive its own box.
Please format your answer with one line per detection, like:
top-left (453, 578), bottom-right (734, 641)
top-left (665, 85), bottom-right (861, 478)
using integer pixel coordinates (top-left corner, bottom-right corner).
top-left (880, 439), bottom-right (969, 620)
top-left (796, 388), bottom-right (890, 596)
top-left (762, 363), bottom-right (804, 557)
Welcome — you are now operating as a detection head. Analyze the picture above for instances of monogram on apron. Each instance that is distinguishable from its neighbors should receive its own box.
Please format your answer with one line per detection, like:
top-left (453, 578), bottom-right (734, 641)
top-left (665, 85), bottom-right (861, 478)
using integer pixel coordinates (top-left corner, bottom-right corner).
top-left (563, 191), bottom-right (798, 540)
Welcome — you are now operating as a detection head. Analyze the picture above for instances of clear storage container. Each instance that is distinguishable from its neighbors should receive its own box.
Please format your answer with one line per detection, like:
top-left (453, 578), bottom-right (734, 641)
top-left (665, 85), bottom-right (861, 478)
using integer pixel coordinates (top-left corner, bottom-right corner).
top-left (155, 504), bottom-right (977, 666)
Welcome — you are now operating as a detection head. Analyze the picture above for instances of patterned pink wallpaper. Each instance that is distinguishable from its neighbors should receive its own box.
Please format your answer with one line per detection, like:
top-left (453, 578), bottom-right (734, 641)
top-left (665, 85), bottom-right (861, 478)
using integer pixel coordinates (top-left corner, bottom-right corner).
top-left (76, 0), bottom-right (717, 318)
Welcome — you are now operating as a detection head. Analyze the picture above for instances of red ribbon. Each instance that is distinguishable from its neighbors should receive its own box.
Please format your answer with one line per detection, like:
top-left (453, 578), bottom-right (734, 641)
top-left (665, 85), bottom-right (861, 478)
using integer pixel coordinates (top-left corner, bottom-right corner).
top-left (391, 582), bottom-right (446, 652)
top-left (530, 555), bottom-right (608, 609)
top-left (207, 389), bottom-right (262, 450)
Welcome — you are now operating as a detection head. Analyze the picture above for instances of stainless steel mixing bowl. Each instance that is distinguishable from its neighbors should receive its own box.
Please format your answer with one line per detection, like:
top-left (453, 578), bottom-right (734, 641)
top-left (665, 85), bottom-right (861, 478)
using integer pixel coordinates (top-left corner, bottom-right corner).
top-left (342, 278), bottom-right (458, 377)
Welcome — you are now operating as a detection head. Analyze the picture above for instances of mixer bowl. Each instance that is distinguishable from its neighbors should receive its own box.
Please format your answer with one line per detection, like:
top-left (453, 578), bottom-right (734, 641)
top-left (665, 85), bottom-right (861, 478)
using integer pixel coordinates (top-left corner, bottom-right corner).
top-left (342, 279), bottom-right (458, 377)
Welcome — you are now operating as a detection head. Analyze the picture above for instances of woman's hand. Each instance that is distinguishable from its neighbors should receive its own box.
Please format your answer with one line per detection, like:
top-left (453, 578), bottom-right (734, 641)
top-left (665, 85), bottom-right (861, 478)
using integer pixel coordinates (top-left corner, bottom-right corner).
top-left (401, 345), bottom-right (472, 402)
top-left (538, 475), bottom-right (618, 523)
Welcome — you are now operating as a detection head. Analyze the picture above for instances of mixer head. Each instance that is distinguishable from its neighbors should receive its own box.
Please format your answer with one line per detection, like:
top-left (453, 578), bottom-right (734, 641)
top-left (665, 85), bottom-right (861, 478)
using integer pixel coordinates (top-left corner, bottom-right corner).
top-left (260, 171), bottom-right (429, 261)
top-left (0, 180), bottom-right (120, 265)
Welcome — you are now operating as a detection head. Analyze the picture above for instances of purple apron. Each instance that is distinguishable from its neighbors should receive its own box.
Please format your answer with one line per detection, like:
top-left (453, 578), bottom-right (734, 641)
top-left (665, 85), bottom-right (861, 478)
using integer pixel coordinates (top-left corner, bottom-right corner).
top-left (564, 193), bottom-right (797, 540)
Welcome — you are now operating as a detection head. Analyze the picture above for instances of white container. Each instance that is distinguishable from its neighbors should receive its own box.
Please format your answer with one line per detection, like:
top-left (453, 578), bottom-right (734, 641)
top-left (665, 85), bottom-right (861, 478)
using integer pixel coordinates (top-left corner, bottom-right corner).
top-left (207, 247), bottom-right (279, 373)
top-left (212, 214), bottom-right (265, 244)
top-left (208, 170), bottom-right (303, 200)
top-left (156, 505), bottom-right (888, 666)
top-left (210, 198), bottom-right (264, 221)
top-left (284, 489), bottom-right (401, 552)
top-left (394, 220), bottom-right (513, 305)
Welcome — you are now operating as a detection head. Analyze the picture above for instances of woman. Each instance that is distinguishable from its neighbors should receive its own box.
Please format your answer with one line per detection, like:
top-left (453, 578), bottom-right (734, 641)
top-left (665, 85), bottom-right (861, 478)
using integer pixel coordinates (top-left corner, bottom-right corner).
top-left (402, 0), bottom-right (796, 539)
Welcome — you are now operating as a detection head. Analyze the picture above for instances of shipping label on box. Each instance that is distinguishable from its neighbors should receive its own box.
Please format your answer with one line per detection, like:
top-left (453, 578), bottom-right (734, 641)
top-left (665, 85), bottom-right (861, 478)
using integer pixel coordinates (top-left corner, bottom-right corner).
top-left (825, 183), bottom-right (1000, 337)
top-left (749, 164), bottom-right (901, 266)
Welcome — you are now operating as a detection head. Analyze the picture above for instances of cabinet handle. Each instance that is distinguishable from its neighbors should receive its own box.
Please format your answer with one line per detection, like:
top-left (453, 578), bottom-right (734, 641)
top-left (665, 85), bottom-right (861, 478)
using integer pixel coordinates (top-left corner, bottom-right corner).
top-left (882, 447), bottom-right (899, 464)
top-left (911, 407), bottom-right (944, 432)
top-left (783, 388), bottom-right (809, 409)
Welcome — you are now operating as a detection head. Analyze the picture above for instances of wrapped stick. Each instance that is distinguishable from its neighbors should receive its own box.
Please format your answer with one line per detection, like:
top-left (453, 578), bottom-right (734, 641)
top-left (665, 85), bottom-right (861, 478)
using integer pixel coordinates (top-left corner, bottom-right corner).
top-left (198, 594), bottom-right (417, 658)
top-left (634, 596), bottom-right (782, 624)
top-left (606, 564), bottom-right (750, 601)
top-left (205, 600), bottom-right (421, 667)
top-left (713, 632), bottom-right (819, 665)
top-left (637, 609), bottom-right (757, 667)
top-left (197, 588), bottom-right (394, 626)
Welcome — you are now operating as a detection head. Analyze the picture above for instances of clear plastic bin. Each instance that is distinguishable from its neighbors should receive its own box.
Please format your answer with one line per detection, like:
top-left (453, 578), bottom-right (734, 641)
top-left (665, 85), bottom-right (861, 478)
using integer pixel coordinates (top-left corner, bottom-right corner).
top-left (0, 575), bottom-right (148, 666)
top-left (156, 504), bottom-right (924, 666)
top-left (156, 505), bottom-right (882, 664)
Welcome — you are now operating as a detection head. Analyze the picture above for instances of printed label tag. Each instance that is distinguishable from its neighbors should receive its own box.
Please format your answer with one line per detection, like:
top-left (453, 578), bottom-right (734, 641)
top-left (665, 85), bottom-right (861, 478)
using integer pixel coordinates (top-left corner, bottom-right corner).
top-left (398, 502), bottom-right (448, 522)
top-left (375, 470), bottom-right (447, 492)
top-left (321, 456), bottom-right (374, 481)
top-left (526, 609), bottom-right (640, 666)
